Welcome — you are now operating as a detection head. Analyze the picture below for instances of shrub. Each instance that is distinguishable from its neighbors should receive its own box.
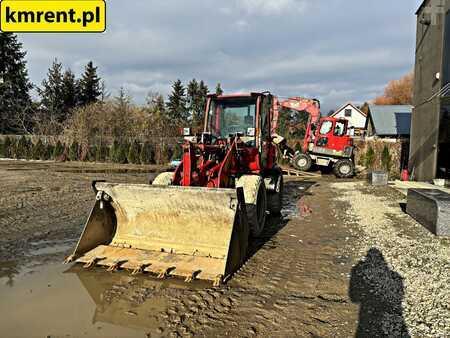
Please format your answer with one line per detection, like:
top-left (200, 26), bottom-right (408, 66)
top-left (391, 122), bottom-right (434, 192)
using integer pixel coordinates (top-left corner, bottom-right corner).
top-left (95, 144), bottom-right (108, 162)
top-left (46, 144), bottom-right (54, 160)
top-left (365, 146), bottom-right (375, 169)
top-left (172, 144), bottom-right (183, 161)
top-left (116, 142), bottom-right (128, 164)
top-left (88, 146), bottom-right (97, 162)
top-left (31, 140), bottom-right (46, 160)
top-left (53, 141), bottom-right (64, 159)
top-left (381, 145), bottom-right (392, 173)
top-left (139, 142), bottom-right (154, 164)
top-left (69, 142), bottom-right (79, 161)
top-left (15, 136), bottom-right (30, 159)
top-left (127, 140), bottom-right (141, 164)
top-left (3, 137), bottom-right (12, 158)
top-left (0, 141), bottom-right (4, 158)
top-left (110, 140), bottom-right (119, 162)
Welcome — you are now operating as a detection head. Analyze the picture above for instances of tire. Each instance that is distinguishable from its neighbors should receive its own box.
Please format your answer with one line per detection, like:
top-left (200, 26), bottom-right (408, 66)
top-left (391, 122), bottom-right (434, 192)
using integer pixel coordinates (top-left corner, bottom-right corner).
top-left (152, 172), bottom-right (173, 185)
top-left (236, 175), bottom-right (267, 237)
top-left (333, 159), bottom-right (354, 178)
top-left (292, 153), bottom-right (312, 171)
top-left (267, 174), bottom-right (283, 215)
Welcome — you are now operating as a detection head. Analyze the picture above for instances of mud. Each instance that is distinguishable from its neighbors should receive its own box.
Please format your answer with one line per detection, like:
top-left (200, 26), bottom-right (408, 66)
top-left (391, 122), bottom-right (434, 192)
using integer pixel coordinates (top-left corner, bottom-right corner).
top-left (0, 160), bottom-right (403, 337)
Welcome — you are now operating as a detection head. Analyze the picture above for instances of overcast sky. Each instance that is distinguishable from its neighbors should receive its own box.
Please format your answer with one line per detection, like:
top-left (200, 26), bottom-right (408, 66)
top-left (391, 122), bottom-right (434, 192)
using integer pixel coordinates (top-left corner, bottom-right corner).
top-left (18, 0), bottom-right (423, 112)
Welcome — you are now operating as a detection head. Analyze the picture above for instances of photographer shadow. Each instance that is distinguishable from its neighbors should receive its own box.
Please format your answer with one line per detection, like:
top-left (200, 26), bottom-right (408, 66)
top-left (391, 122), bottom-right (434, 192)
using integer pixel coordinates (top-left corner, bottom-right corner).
top-left (349, 248), bottom-right (410, 338)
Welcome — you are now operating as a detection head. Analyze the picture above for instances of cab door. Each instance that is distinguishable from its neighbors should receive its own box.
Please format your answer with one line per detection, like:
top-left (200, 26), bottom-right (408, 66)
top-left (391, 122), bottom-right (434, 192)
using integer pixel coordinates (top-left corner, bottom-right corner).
top-left (328, 120), bottom-right (349, 151)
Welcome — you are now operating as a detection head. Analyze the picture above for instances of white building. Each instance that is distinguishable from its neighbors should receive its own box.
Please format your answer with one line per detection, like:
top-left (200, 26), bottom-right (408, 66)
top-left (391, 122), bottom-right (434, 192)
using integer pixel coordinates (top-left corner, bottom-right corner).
top-left (330, 102), bottom-right (367, 136)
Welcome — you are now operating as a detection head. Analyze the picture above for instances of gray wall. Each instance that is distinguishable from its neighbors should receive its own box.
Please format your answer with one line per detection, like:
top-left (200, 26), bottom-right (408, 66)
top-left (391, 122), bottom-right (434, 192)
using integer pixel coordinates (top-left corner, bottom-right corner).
top-left (410, 0), bottom-right (449, 181)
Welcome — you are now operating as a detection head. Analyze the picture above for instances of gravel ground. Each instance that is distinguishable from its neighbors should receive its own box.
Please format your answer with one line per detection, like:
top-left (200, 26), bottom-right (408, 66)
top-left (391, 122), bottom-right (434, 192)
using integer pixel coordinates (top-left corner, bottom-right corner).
top-left (333, 181), bottom-right (450, 337)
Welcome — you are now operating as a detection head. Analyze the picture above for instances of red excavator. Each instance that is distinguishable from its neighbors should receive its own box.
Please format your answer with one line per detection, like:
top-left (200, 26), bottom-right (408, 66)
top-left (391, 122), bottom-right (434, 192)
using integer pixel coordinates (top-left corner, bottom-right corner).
top-left (272, 97), bottom-right (355, 178)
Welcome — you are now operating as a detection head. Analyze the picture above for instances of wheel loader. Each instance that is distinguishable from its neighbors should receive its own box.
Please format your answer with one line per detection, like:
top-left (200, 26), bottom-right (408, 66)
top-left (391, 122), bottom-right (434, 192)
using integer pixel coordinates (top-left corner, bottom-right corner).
top-left (65, 92), bottom-right (284, 286)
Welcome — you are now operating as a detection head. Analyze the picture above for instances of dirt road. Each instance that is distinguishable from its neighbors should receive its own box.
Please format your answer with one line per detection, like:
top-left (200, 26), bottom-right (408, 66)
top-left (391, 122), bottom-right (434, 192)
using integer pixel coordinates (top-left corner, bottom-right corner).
top-left (0, 160), bottom-right (447, 337)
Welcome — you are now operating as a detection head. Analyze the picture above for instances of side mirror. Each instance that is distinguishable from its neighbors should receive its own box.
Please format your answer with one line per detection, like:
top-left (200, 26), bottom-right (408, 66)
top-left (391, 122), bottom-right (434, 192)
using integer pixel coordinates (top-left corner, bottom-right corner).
top-left (247, 128), bottom-right (255, 137)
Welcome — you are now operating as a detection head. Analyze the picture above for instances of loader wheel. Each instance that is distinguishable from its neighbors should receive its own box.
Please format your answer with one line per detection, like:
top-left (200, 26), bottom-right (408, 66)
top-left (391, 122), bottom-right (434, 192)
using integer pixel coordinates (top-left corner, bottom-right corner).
top-left (236, 175), bottom-right (267, 238)
top-left (152, 172), bottom-right (173, 185)
top-left (333, 159), bottom-right (354, 178)
top-left (267, 174), bottom-right (283, 215)
top-left (292, 153), bottom-right (312, 171)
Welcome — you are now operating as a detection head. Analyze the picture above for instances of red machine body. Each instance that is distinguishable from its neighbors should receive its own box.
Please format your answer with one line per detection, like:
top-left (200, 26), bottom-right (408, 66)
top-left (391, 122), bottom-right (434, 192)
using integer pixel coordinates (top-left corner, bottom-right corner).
top-left (172, 92), bottom-right (278, 188)
top-left (274, 97), bottom-right (355, 177)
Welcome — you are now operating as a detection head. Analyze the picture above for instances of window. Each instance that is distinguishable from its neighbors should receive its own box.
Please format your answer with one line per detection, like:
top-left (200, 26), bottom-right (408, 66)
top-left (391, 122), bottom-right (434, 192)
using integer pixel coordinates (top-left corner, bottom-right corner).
top-left (334, 121), bottom-right (346, 136)
top-left (207, 98), bottom-right (257, 137)
top-left (319, 120), bottom-right (333, 135)
top-left (344, 109), bottom-right (352, 117)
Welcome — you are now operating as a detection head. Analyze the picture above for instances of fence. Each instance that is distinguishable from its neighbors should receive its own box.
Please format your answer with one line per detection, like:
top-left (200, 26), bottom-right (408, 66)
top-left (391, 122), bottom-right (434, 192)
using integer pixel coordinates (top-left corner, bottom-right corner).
top-left (354, 137), bottom-right (409, 178)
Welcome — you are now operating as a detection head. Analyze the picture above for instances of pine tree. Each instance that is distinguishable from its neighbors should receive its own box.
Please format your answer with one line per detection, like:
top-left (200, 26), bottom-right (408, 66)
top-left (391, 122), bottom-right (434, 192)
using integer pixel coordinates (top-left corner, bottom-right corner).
top-left (116, 141), bottom-right (129, 164)
top-left (69, 141), bottom-right (79, 161)
top-left (139, 142), bottom-right (154, 164)
top-left (3, 137), bottom-right (12, 158)
top-left (52, 140), bottom-right (64, 159)
top-left (127, 140), bottom-right (140, 164)
top-left (215, 83), bottom-right (223, 96)
top-left (32, 139), bottom-right (45, 160)
top-left (44, 143), bottom-right (54, 160)
top-left (166, 79), bottom-right (188, 125)
top-left (187, 79), bottom-right (207, 128)
top-left (38, 59), bottom-right (65, 123)
top-left (61, 69), bottom-right (79, 117)
top-left (0, 33), bottom-right (32, 133)
top-left (95, 143), bottom-right (108, 162)
top-left (16, 136), bottom-right (29, 159)
top-left (381, 145), bottom-right (392, 173)
top-left (365, 146), bottom-right (375, 169)
top-left (110, 139), bottom-right (119, 162)
top-left (79, 61), bottom-right (101, 105)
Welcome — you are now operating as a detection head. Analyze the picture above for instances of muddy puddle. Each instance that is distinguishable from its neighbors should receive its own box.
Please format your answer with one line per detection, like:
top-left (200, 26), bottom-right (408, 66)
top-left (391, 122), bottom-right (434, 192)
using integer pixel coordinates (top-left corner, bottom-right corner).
top-left (54, 168), bottom-right (159, 174)
top-left (0, 261), bottom-right (208, 338)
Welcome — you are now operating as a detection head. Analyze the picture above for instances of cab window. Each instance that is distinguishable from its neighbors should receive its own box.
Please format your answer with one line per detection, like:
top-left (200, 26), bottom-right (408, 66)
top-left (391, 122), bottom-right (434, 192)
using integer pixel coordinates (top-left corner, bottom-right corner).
top-left (319, 121), bottom-right (333, 135)
top-left (334, 121), bottom-right (346, 136)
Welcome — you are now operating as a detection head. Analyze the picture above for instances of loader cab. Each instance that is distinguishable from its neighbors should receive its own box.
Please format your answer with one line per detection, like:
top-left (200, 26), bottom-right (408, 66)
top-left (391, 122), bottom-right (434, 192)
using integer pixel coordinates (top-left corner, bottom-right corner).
top-left (206, 95), bottom-right (258, 145)
top-left (204, 93), bottom-right (276, 172)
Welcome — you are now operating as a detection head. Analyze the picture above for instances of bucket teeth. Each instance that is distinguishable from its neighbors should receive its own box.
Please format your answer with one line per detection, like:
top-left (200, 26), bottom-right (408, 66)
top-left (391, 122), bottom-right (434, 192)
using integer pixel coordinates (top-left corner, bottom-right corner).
top-left (63, 254), bottom-right (75, 264)
top-left (157, 266), bottom-right (176, 279)
top-left (213, 274), bottom-right (223, 287)
top-left (131, 263), bottom-right (151, 275)
top-left (83, 257), bottom-right (104, 269)
top-left (184, 270), bottom-right (201, 283)
top-left (106, 260), bottom-right (127, 272)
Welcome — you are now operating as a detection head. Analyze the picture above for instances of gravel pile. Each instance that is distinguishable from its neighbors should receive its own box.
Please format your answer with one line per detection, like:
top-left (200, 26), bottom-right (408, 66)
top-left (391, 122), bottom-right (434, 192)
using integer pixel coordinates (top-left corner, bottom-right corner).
top-left (332, 182), bottom-right (450, 337)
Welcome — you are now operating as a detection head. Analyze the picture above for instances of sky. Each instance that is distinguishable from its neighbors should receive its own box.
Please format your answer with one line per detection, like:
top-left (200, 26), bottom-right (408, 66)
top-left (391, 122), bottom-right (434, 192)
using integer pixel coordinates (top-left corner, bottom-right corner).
top-left (18, 0), bottom-right (424, 112)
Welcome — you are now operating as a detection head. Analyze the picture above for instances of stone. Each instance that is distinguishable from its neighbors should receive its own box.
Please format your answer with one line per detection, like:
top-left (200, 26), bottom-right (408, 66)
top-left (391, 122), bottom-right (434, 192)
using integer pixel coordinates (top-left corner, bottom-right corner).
top-left (406, 189), bottom-right (450, 236)
top-left (370, 171), bottom-right (388, 186)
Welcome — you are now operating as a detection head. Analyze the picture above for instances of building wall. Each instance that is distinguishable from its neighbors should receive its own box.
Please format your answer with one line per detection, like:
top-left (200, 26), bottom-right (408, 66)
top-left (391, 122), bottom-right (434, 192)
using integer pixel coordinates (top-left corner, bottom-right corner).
top-left (332, 104), bottom-right (367, 129)
top-left (409, 0), bottom-right (448, 181)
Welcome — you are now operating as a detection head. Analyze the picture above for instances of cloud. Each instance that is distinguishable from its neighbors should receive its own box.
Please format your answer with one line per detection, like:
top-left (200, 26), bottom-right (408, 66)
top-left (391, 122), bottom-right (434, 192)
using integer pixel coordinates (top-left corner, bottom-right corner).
top-left (237, 0), bottom-right (307, 15)
top-left (18, 0), bottom-right (418, 112)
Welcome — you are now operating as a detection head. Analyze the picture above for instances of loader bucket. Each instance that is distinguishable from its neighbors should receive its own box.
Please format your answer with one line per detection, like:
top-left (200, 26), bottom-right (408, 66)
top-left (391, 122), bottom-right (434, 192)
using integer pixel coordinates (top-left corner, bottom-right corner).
top-left (66, 182), bottom-right (249, 285)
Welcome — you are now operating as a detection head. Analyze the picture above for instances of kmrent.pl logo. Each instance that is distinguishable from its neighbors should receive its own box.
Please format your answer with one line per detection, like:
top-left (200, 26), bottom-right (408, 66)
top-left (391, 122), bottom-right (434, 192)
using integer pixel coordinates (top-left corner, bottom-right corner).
top-left (0, 0), bottom-right (106, 32)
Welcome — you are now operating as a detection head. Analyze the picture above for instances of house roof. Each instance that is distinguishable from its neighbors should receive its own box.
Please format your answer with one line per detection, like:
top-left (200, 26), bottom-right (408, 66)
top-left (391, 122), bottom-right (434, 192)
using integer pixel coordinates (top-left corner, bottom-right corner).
top-left (368, 105), bottom-right (413, 136)
top-left (332, 102), bottom-right (367, 117)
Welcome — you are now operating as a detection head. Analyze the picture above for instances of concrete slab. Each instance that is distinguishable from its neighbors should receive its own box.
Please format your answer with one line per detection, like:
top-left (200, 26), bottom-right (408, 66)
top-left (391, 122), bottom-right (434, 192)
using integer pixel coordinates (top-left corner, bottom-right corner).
top-left (390, 180), bottom-right (450, 196)
top-left (406, 189), bottom-right (450, 236)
